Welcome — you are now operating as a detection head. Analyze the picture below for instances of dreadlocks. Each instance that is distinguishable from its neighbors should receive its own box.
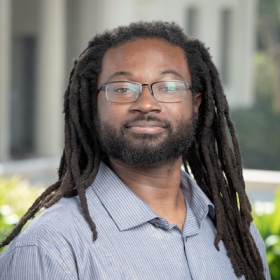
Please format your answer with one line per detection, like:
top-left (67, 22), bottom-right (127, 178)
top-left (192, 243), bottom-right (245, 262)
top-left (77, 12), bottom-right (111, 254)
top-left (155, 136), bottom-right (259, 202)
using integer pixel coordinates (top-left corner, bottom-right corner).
top-left (0, 21), bottom-right (264, 279)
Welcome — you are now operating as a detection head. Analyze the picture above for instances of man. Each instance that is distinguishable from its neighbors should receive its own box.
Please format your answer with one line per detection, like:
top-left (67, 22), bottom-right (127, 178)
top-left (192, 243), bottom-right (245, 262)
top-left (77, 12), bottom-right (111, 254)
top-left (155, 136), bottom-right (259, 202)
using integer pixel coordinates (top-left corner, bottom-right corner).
top-left (0, 21), bottom-right (270, 279)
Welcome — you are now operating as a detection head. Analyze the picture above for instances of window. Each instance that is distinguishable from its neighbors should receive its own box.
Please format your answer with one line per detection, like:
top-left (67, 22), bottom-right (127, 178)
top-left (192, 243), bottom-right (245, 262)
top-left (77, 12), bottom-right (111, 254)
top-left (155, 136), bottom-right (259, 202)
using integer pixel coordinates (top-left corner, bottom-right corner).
top-left (186, 7), bottom-right (198, 37)
top-left (220, 9), bottom-right (232, 85)
top-left (10, 37), bottom-right (36, 159)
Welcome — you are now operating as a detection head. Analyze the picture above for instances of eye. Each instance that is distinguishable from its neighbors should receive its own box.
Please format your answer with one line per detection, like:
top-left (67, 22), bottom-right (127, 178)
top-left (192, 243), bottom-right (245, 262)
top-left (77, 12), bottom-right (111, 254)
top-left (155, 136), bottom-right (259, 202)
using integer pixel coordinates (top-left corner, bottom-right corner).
top-left (112, 83), bottom-right (139, 94)
top-left (159, 86), bottom-right (178, 92)
top-left (113, 87), bottom-right (131, 93)
top-left (156, 83), bottom-right (181, 93)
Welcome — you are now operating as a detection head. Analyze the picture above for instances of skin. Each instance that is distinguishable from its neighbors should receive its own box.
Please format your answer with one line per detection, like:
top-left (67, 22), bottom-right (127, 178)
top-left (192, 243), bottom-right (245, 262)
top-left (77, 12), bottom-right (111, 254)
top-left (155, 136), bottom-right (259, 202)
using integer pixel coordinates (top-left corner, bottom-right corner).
top-left (97, 38), bottom-right (202, 230)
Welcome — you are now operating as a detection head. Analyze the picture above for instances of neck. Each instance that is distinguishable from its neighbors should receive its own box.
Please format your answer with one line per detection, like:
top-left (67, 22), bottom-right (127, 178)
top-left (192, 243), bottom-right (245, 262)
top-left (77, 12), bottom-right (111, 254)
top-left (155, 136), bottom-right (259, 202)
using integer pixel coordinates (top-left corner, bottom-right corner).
top-left (108, 157), bottom-right (186, 229)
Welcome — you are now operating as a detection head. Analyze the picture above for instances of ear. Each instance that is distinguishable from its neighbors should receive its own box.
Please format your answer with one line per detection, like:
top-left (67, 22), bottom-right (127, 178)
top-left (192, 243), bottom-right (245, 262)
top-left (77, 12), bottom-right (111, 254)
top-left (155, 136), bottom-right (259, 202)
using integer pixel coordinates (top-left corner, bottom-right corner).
top-left (193, 92), bottom-right (202, 112)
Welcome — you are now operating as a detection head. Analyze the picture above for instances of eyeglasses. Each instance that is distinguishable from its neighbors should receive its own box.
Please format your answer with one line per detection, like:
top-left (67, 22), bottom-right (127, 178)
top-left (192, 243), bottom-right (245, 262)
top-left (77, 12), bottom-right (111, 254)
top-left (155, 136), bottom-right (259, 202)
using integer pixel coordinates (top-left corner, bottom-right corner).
top-left (98, 80), bottom-right (192, 103)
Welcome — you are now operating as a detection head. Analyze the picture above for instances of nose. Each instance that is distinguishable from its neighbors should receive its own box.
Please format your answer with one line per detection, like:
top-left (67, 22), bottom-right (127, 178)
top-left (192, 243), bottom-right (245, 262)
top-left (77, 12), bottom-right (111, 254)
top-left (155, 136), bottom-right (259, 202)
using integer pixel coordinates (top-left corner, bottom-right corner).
top-left (129, 85), bottom-right (162, 113)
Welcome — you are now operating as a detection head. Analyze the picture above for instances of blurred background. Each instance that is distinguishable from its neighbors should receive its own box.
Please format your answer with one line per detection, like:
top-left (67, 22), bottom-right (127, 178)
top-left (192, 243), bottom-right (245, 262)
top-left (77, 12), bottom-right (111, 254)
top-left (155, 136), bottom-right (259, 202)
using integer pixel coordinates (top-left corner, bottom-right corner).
top-left (0, 0), bottom-right (280, 275)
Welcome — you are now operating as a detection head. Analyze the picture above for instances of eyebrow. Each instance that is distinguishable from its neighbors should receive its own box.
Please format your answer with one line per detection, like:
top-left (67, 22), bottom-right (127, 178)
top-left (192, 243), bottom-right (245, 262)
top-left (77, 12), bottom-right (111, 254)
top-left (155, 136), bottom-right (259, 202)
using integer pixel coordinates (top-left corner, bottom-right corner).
top-left (107, 71), bottom-right (133, 81)
top-left (107, 70), bottom-right (184, 81)
top-left (158, 70), bottom-right (184, 80)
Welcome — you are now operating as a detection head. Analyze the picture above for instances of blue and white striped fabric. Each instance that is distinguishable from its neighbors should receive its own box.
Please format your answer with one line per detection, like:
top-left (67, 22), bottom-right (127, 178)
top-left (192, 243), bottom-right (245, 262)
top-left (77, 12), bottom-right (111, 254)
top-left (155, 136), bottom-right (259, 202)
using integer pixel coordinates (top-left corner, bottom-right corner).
top-left (0, 161), bottom-right (270, 280)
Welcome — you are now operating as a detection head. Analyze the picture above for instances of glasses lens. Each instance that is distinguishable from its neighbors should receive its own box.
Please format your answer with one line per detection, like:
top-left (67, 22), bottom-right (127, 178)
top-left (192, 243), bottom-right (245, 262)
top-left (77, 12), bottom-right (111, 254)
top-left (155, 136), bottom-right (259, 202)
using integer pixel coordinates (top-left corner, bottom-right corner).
top-left (152, 81), bottom-right (188, 103)
top-left (105, 82), bottom-right (140, 103)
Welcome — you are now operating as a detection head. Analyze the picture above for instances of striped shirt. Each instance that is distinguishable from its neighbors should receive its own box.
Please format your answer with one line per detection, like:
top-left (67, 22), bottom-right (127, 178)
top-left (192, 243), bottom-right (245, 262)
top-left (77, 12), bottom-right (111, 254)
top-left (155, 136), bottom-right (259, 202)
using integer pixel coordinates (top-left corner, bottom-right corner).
top-left (0, 161), bottom-right (270, 280)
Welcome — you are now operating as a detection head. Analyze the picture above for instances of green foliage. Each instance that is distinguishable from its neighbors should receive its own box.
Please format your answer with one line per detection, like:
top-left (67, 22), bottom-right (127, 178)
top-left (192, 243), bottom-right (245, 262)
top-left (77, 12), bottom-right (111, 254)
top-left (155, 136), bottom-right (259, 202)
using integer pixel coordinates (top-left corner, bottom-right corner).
top-left (0, 176), bottom-right (43, 251)
top-left (231, 52), bottom-right (280, 170)
top-left (252, 189), bottom-right (280, 280)
top-left (254, 52), bottom-right (275, 99)
top-left (257, 0), bottom-right (280, 51)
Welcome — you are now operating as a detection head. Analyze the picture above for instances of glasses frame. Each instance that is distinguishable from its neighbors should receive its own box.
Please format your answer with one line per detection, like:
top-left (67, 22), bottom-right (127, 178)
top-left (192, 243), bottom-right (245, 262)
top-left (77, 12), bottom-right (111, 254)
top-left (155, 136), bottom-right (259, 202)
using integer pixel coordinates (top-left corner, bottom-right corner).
top-left (98, 80), bottom-right (192, 103)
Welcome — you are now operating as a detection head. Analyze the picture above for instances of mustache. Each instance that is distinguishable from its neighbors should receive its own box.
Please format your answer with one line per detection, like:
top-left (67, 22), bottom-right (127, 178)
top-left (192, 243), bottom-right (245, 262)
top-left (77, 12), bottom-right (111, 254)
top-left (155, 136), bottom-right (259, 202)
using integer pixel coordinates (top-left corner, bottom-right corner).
top-left (122, 115), bottom-right (172, 129)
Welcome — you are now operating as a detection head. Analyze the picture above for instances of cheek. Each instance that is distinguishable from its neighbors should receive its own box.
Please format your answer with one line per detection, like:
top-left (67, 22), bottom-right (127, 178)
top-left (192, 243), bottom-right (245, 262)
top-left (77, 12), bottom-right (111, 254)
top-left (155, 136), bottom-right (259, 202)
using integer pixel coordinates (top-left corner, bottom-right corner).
top-left (97, 94), bottom-right (128, 126)
top-left (97, 94), bottom-right (112, 122)
top-left (181, 95), bottom-right (195, 119)
top-left (165, 100), bottom-right (193, 125)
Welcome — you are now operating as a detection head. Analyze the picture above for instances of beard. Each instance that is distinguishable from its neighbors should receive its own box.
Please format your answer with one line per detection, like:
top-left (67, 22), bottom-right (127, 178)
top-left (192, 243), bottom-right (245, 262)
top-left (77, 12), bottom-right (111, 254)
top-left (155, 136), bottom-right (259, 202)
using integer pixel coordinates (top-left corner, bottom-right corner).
top-left (94, 112), bottom-right (198, 167)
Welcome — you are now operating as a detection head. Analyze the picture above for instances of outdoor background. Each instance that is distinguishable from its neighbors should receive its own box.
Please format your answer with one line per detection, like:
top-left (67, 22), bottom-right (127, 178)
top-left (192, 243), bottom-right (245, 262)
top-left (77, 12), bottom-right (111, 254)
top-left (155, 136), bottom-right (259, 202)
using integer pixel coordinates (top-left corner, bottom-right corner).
top-left (0, 0), bottom-right (280, 278)
top-left (231, 0), bottom-right (280, 171)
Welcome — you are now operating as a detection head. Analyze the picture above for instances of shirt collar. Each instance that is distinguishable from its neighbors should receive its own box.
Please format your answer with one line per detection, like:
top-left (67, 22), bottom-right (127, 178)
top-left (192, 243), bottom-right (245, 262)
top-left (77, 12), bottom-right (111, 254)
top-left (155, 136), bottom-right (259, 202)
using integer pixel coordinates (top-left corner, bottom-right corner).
top-left (181, 171), bottom-right (215, 220)
top-left (180, 170), bottom-right (215, 236)
top-left (91, 161), bottom-right (215, 232)
top-left (91, 161), bottom-right (157, 231)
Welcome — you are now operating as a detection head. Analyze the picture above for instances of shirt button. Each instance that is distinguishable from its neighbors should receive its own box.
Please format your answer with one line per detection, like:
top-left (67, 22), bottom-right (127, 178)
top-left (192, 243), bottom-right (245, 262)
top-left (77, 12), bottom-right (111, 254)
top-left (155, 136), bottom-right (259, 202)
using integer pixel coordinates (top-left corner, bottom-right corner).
top-left (155, 219), bottom-right (161, 227)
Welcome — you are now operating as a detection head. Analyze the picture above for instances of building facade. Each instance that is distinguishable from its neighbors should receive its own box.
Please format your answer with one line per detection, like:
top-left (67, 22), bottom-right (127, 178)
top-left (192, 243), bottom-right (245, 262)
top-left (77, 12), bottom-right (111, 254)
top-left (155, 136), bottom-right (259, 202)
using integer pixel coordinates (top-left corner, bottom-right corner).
top-left (0, 0), bottom-right (257, 167)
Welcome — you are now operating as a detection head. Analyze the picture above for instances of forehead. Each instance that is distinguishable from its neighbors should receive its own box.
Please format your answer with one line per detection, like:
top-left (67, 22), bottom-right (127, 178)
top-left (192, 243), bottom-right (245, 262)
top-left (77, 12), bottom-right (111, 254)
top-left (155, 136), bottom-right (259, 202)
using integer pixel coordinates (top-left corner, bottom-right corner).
top-left (98, 38), bottom-right (190, 84)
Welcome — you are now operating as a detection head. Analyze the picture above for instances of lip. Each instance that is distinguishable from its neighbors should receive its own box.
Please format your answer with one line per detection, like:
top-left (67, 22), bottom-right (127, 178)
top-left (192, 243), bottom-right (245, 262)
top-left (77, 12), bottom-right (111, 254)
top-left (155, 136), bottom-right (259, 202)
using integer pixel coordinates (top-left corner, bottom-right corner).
top-left (125, 121), bottom-right (166, 134)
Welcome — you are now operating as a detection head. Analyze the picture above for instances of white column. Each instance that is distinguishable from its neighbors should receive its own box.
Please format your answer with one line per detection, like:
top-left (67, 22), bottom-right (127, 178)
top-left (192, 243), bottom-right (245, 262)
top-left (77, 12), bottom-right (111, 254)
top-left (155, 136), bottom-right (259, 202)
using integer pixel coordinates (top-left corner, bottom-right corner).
top-left (199, 2), bottom-right (220, 66)
top-left (233, 0), bottom-right (256, 107)
top-left (77, 0), bottom-right (99, 51)
top-left (36, 0), bottom-right (66, 157)
top-left (0, 0), bottom-right (12, 161)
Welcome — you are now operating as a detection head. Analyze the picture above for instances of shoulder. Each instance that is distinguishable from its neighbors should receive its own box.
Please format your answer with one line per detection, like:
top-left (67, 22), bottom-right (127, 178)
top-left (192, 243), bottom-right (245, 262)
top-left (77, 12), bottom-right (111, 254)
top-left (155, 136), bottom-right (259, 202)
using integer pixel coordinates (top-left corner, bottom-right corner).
top-left (0, 196), bottom-right (87, 279)
top-left (0, 190), bottom-right (101, 279)
top-left (250, 222), bottom-right (271, 280)
top-left (249, 222), bottom-right (267, 262)
top-left (3, 189), bottom-right (98, 254)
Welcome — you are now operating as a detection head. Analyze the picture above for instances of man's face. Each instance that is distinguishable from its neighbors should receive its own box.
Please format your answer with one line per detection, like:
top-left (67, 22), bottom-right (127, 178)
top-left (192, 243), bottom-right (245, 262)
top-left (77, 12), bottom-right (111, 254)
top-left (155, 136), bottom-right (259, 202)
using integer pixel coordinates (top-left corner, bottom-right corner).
top-left (96, 38), bottom-right (201, 167)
